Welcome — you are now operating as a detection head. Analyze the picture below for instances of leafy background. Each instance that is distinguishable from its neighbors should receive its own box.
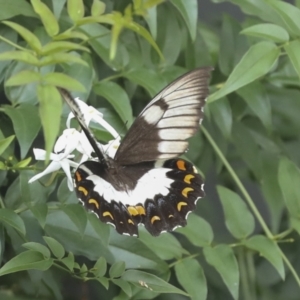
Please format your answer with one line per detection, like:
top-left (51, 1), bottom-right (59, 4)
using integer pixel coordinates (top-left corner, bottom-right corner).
top-left (1, 0), bottom-right (300, 299)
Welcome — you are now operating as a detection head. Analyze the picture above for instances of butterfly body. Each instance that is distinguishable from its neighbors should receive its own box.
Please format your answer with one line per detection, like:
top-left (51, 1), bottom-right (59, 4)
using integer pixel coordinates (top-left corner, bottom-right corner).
top-left (59, 67), bottom-right (212, 236)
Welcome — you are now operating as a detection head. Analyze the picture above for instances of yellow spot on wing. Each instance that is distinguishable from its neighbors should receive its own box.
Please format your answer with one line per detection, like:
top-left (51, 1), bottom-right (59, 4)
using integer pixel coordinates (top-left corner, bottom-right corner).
top-left (103, 211), bottom-right (114, 220)
top-left (168, 214), bottom-right (174, 218)
top-left (135, 205), bottom-right (146, 215)
top-left (177, 202), bottom-right (187, 211)
top-left (150, 216), bottom-right (161, 224)
top-left (128, 219), bottom-right (134, 225)
top-left (184, 174), bottom-right (195, 184)
top-left (182, 187), bottom-right (194, 197)
top-left (78, 186), bottom-right (88, 196)
top-left (128, 206), bottom-right (139, 216)
top-left (75, 171), bottom-right (82, 182)
top-left (177, 160), bottom-right (186, 171)
top-left (88, 198), bottom-right (99, 209)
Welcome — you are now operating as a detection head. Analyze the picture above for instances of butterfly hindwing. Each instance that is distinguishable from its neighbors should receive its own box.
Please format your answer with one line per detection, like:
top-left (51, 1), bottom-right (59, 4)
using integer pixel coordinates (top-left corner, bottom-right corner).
top-left (75, 158), bottom-right (204, 236)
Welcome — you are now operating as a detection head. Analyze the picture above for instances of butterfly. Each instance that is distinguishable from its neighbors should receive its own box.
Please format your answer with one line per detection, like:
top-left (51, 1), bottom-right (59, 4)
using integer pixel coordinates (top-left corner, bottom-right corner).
top-left (58, 67), bottom-right (212, 236)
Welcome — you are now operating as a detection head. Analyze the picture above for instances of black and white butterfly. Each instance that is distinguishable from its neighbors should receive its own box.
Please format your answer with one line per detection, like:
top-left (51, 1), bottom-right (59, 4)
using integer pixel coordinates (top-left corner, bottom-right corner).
top-left (58, 67), bottom-right (212, 236)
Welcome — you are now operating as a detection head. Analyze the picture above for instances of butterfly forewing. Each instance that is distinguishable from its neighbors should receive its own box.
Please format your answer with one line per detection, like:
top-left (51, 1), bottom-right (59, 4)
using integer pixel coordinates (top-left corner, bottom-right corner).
top-left (114, 67), bottom-right (213, 165)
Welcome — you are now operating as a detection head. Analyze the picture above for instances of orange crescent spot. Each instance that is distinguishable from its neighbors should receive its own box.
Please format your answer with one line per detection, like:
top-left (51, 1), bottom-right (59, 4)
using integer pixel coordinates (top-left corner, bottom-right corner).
top-left (177, 202), bottom-right (188, 211)
top-left (78, 186), bottom-right (88, 196)
top-left (128, 219), bottom-right (135, 225)
top-left (176, 160), bottom-right (186, 171)
top-left (88, 198), bottom-right (99, 209)
top-left (182, 187), bottom-right (194, 198)
top-left (184, 174), bottom-right (195, 184)
top-left (103, 211), bottom-right (114, 220)
top-left (75, 171), bottom-right (82, 182)
top-left (128, 206), bottom-right (139, 216)
top-left (135, 205), bottom-right (146, 215)
top-left (150, 215), bottom-right (161, 224)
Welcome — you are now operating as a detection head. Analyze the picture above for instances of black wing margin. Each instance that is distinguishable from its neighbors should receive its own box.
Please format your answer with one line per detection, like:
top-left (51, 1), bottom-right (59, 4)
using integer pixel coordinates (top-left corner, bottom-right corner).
top-left (58, 88), bottom-right (106, 163)
top-left (114, 67), bottom-right (213, 165)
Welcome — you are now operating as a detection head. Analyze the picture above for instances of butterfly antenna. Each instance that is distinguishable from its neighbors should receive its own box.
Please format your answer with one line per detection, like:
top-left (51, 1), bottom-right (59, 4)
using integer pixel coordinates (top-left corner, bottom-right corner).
top-left (57, 88), bottom-right (106, 163)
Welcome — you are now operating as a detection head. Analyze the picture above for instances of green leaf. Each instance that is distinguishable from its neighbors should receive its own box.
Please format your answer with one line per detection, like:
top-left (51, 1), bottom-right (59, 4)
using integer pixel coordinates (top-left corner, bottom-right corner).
top-left (97, 277), bottom-right (109, 289)
top-left (139, 230), bottom-right (186, 260)
top-left (217, 186), bottom-right (255, 239)
top-left (37, 85), bottom-right (62, 159)
top-left (175, 258), bottom-right (207, 300)
top-left (278, 157), bottom-right (300, 217)
top-left (209, 41), bottom-right (280, 102)
top-left (29, 202), bottom-right (48, 228)
top-left (6, 70), bottom-right (41, 86)
top-left (285, 40), bottom-right (300, 81)
top-left (237, 82), bottom-right (272, 132)
top-left (124, 20), bottom-right (163, 60)
top-left (2, 21), bottom-right (42, 52)
top-left (112, 279), bottom-right (132, 297)
top-left (0, 0), bottom-right (36, 20)
top-left (67, 0), bottom-right (85, 22)
top-left (0, 208), bottom-right (26, 235)
top-left (241, 24), bottom-right (289, 43)
top-left (14, 157), bottom-right (32, 168)
top-left (22, 242), bottom-right (51, 258)
top-left (124, 68), bottom-right (167, 97)
top-left (43, 236), bottom-right (65, 259)
top-left (243, 235), bottom-right (285, 279)
top-left (170, 0), bottom-right (198, 40)
top-left (2, 104), bottom-right (41, 158)
top-left (60, 252), bottom-right (75, 271)
top-left (122, 270), bottom-right (188, 296)
top-left (45, 210), bottom-right (113, 262)
top-left (39, 52), bottom-right (88, 67)
top-left (0, 135), bottom-right (15, 156)
top-left (177, 214), bottom-right (214, 247)
top-left (87, 213), bottom-right (110, 246)
top-left (63, 53), bottom-right (93, 100)
top-left (268, 1), bottom-right (300, 36)
top-left (91, 0), bottom-right (106, 16)
top-left (31, 0), bottom-right (59, 37)
top-left (109, 261), bottom-right (126, 278)
top-left (203, 245), bottom-right (239, 300)
top-left (0, 250), bottom-right (53, 276)
top-left (208, 97), bottom-right (232, 139)
top-left (0, 50), bottom-right (39, 65)
top-left (218, 15), bottom-right (245, 76)
top-left (109, 231), bottom-right (169, 271)
top-left (41, 41), bottom-right (90, 55)
top-left (93, 256), bottom-right (107, 277)
top-left (94, 81), bottom-right (133, 126)
top-left (43, 72), bottom-right (86, 92)
top-left (62, 204), bottom-right (87, 237)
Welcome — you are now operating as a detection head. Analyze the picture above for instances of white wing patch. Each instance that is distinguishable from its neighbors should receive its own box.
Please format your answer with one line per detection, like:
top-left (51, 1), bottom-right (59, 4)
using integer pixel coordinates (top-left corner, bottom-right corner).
top-left (88, 168), bottom-right (173, 206)
top-left (143, 105), bottom-right (164, 124)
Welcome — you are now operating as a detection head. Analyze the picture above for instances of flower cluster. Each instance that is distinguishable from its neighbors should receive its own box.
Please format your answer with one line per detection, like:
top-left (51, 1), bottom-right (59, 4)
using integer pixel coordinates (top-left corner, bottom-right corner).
top-left (29, 98), bottom-right (120, 190)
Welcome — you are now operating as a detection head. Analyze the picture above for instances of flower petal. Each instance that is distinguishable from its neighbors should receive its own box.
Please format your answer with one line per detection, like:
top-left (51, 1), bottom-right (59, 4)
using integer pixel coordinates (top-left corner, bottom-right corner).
top-left (28, 161), bottom-right (61, 183)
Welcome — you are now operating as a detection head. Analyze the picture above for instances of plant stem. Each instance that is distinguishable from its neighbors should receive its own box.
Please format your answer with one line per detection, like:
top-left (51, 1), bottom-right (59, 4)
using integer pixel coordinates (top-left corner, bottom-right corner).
top-left (201, 126), bottom-right (273, 239)
top-left (201, 125), bottom-right (300, 287)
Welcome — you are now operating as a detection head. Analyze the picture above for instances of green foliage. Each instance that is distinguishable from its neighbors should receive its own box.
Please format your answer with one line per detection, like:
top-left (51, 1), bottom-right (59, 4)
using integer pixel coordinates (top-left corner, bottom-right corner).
top-left (0, 0), bottom-right (300, 299)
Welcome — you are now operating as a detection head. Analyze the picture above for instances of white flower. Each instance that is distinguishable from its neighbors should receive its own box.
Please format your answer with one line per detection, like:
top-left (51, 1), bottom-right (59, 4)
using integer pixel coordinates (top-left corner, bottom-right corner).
top-left (54, 128), bottom-right (94, 159)
top-left (28, 149), bottom-right (78, 191)
top-left (102, 138), bottom-right (121, 159)
top-left (29, 97), bottom-right (122, 190)
top-left (67, 98), bottom-right (119, 139)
